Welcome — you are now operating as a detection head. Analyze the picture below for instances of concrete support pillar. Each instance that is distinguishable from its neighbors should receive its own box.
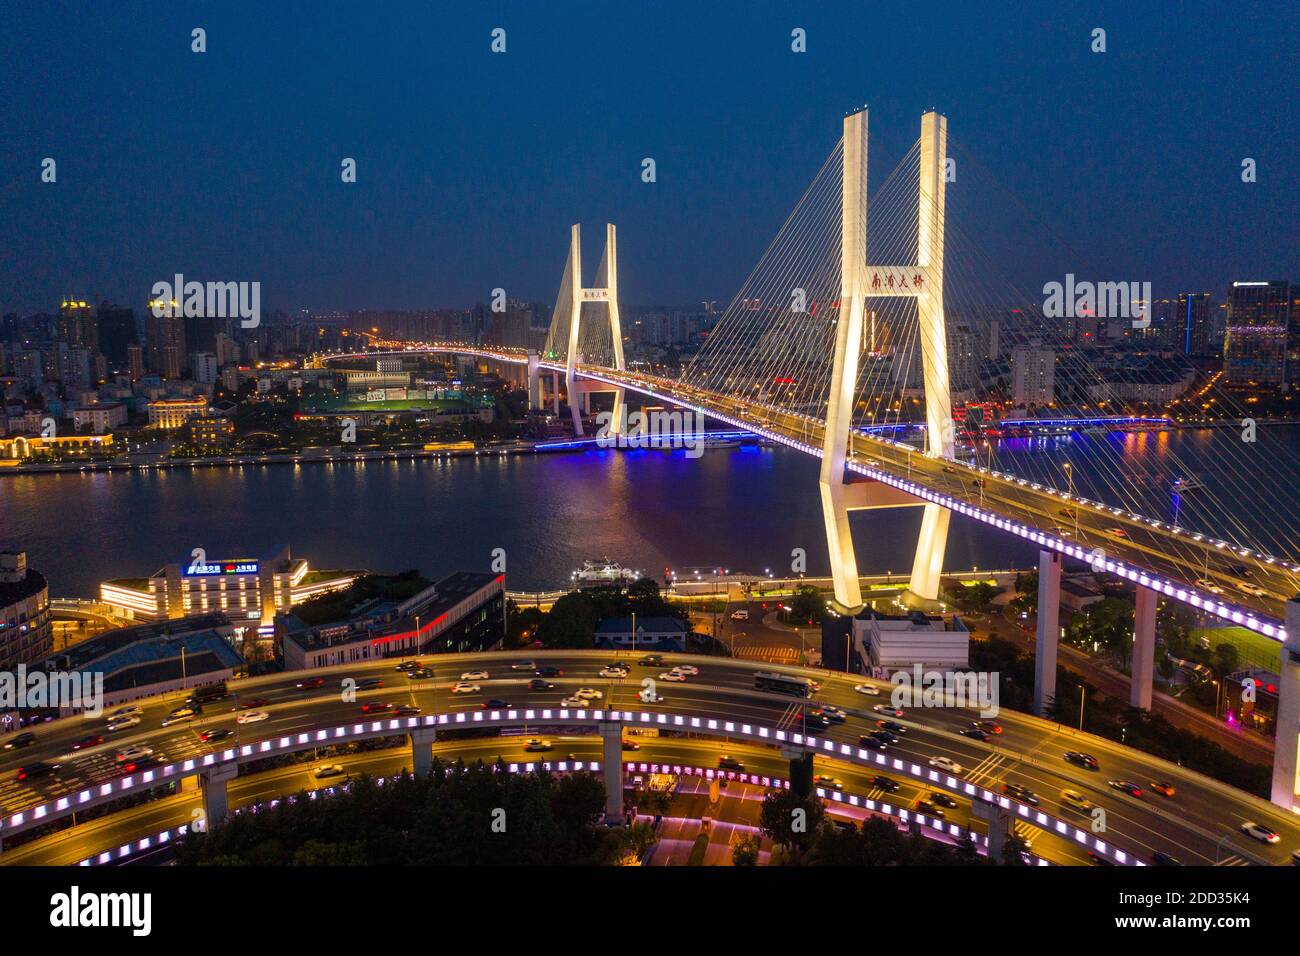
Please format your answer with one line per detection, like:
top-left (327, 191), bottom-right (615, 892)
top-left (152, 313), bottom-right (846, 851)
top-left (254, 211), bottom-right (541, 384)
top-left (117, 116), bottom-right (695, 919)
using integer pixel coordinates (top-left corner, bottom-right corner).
top-left (1129, 585), bottom-right (1158, 710)
top-left (550, 370), bottom-right (561, 416)
top-left (526, 350), bottom-right (541, 411)
top-left (973, 797), bottom-right (1011, 863)
top-left (583, 390), bottom-right (591, 415)
top-left (1270, 600), bottom-right (1300, 809)
top-left (600, 721), bottom-right (624, 823)
top-left (1033, 549), bottom-right (1062, 717)
top-left (411, 726), bottom-right (437, 778)
top-left (199, 761), bottom-right (239, 829)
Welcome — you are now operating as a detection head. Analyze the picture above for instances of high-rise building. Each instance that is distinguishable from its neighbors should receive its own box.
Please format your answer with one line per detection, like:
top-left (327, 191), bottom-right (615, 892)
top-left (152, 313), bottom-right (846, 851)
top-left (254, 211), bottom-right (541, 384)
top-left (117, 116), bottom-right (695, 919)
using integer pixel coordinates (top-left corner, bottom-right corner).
top-left (56, 299), bottom-right (99, 356)
top-left (1175, 292), bottom-right (1213, 357)
top-left (192, 352), bottom-right (219, 386)
top-left (96, 303), bottom-right (137, 368)
top-left (126, 344), bottom-right (145, 382)
top-left (146, 301), bottom-right (187, 376)
top-left (0, 549), bottom-right (52, 669)
top-left (1011, 344), bottom-right (1055, 406)
top-left (1224, 280), bottom-right (1289, 388)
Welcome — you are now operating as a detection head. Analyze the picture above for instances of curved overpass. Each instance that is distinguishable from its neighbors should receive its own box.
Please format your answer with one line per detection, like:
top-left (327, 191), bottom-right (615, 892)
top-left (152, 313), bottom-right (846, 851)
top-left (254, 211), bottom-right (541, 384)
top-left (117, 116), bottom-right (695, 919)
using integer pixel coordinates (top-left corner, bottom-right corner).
top-left (2, 650), bottom-right (1295, 866)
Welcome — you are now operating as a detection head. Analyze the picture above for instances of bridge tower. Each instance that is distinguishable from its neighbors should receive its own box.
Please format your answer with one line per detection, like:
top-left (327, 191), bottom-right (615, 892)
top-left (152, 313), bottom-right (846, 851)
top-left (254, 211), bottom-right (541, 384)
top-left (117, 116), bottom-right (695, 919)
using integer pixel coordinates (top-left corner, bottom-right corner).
top-left (549, 223), bottom-right (627, 437)
top-left (821, 108), bottom-right (954, 614)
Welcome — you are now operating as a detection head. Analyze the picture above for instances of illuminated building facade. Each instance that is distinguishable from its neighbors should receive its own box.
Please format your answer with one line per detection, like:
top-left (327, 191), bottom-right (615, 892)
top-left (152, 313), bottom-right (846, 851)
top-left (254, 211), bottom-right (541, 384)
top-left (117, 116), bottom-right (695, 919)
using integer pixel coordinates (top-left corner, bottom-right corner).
top-left (100, 547), bottom-right (361, 627)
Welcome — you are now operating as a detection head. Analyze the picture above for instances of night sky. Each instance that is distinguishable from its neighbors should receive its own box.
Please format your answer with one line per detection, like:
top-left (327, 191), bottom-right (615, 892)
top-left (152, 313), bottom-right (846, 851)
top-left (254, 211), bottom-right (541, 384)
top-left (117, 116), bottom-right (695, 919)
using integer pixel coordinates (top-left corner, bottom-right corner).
top-left (2, 1), bottom-right (1295, 314)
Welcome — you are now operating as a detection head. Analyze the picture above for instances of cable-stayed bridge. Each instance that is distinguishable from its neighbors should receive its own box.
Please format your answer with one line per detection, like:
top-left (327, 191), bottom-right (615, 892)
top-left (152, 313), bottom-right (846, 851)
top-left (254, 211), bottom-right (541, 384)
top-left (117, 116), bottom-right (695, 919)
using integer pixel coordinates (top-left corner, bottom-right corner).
top-left (330, 105), bottom-right (1300, 809)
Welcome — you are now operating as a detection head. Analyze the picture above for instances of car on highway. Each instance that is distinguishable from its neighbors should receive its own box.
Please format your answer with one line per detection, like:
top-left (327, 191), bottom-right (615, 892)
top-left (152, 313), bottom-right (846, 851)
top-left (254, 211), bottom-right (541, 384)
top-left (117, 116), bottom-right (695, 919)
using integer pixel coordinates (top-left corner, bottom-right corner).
top-left (161, 706), bottom-right (198, 727)
top-left (928, 792), bottom-right (958, 810)
top-left (407, 668), bottom-right (433, 680)
top-left (1240, 583), bottom-right (1269, 598)
top-left (359, 702), bottom-right (394, 714)
top-left (237, 709), bottom-right (271, 724)
top-left (1001, 783), bottom-right (1039, 806)
top-left (928, 757), bottom-right (963, 775)
top-left (510, 660), bottom-right (537, 672)
top-left (915, 797), bottom-right (946, 818)
top-left (1195, 578), bottom-right (1225, 595)
top-left (536, 666), bottom-right (564, 678)
top-left (1107, 780), bottom-right (1143, 798)
top-left (637, 687), bottom-right (662, 704)
top-left (730, 609), bottom-right (749, 621)
top-left (1150, 851), bottom-right (1183, 866)
top-left (974, 720), bottom-right (1002, 734)
top-left (116, 745), bottom-right (154, 763)
top-left (1106, 527), bottom-right (1129, 538)
top-left (621, 739), bottom-right (640, 751)
top-left (1240, 821), bottom-right (1281, 844)
top-left (873, 703), bottom-right (905, 717)
top-left (559, 695), bottom-right (588, 707)
top-left (528, 678), bottom-right (555, 691)
top-left (17, 761), bottom-right (59, 782)
top-left (394, 660), bottom-right (421, 672)
top-left (658, 670), bottom-right (688, 682)
top-left (1065, 751), bottom-right (1099, 770)
top-left (1050, 525), bottom-right (1072, 538)
top-left (524, 738), bottom-right (553, 752)
top-left (314, 764), bottom-right (347, 779)
top-left (599, 665), bottom-right (629, 678)
top-left (804, 710), bottom-right (832, 729)
top-left (460, 670), bottom-right (490, 681)
top-left (1148, 781), bottom-right (1176, 798)
top-left (394, 705), bottom-right (421, 717)
top-left (451, 682), bottom-right (481, 694)
top-left (818, 704), bottom-right (847, 722)
top-left (717, 755), bottom-right (745, 772)
top-left (878, 720), bottom-right (907, 735)
top-left (481, 699), bottom-right (511, 710)
top-left (813, 775), bottom-right (843, 791)
top-left (853, 684), bottom-right (880, 696)
top-left (872, 775), bottom-right (900, 793)
top-left (238, 697), bottom-right (271, 709)
top-left (857, 735), bottom-right (887, 751)
top-left (574, 688), bottom-right (603, 701)
top-left (107, 705), bottom-right (142, 720)
top-left (671, 664), bottom-right (700, 677)
top-left (295, 676), bottom-right (326, 689)
top-left (637, 655), bottom-right (664, 667)
top-left (200, 728), bottom-right (233, 743)
top-left (69, 734), bottom-right (104, 751)
top-left (357, 678), bottom-right (384, 690)
top-left (106, 714), bottom-right (142, 732)
top-left (960, 727), bottom-right (990, 741)
top-left (1059, 789), bottom-right (1095, 812)
top-left (869, 729), bottom-right (898, 745)
top-left (4, 732), bottom-right (37, 750)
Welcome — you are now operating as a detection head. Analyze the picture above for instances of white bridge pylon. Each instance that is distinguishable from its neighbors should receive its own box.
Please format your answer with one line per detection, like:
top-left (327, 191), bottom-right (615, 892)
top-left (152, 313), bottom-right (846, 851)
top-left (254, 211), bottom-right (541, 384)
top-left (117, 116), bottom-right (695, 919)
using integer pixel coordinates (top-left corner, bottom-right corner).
top-left (820, 108), bottom-right (954, 614)
top-left (554, 222), bottom-right (626, 437)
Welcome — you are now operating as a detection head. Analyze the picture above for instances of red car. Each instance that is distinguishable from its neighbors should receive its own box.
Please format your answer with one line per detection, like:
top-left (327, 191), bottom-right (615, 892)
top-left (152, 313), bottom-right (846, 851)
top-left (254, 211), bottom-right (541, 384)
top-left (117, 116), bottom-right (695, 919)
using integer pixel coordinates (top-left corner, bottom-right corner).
top-left (70, 734), bottom-right (103, 751)
top-left (240, 697), bottom-right (271, 709)
top-left (295, 677), bottom-right (325, 689)
top-left (360, 702), bottom-right (394, 714)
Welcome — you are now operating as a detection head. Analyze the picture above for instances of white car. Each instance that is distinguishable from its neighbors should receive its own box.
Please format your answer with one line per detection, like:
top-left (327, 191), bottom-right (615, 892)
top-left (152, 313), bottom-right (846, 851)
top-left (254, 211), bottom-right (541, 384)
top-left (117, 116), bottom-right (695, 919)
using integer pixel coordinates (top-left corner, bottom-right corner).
top-left (313, 764), bottom-right (347, 780)
top-left (637, 687), bottom-right (662, 704)
top-left (460, 670), bottom-right (489, 681)
top-left (107, 715), bottom-right (142, 732)
top-left (116, 745), bottom-right (153, 764)
top-left (658, 671), bottom-right (687, 682)
top-left (730, 610), bottom-right (749, 621)
top-left (574, 688), bottom-right (603, 701)
top-left (560, 696), bottom-right (588, 708)
top-left (451, 682), bottom-right (480, 695)
top-left (1240, 821), bottom-right (1281, 844)
top-left (671, 664), bottom-right (700, 676)
top-left (236, 710), bottom-right (270, 725)
top-left (874, 703), bottom-right (905, 717)
top-left (107, 705), bottom-right (142, 720)
top-left (599, 666), bottom-right (628, 678)
top-left (929, 756), bottom-right (964, 775)
top-left (853, 684), bottom-right (879, 696)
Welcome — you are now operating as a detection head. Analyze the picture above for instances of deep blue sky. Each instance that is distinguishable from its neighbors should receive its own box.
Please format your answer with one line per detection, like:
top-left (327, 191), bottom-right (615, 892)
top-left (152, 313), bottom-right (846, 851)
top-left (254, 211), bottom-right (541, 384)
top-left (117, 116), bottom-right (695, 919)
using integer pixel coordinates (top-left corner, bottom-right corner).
top-left (2, 0), bottom-right (1295, 314)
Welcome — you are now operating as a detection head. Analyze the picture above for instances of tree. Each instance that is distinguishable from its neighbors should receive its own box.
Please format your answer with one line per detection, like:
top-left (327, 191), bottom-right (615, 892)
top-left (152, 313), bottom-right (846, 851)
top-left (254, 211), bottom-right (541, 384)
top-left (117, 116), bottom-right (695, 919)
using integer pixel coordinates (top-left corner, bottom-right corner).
top-left (786, 585), bottom-right (825, 626)
top-left (954, 581), bottom-right (999, 613)
top-left (731, 833), bottom-right (760, 866)
top-left (758, 789), bottom-right (825, 862)
top-left (1014, 570), bottom-right (1039, 612)
top-left (1211, 642), bottom-right (1240, 678)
